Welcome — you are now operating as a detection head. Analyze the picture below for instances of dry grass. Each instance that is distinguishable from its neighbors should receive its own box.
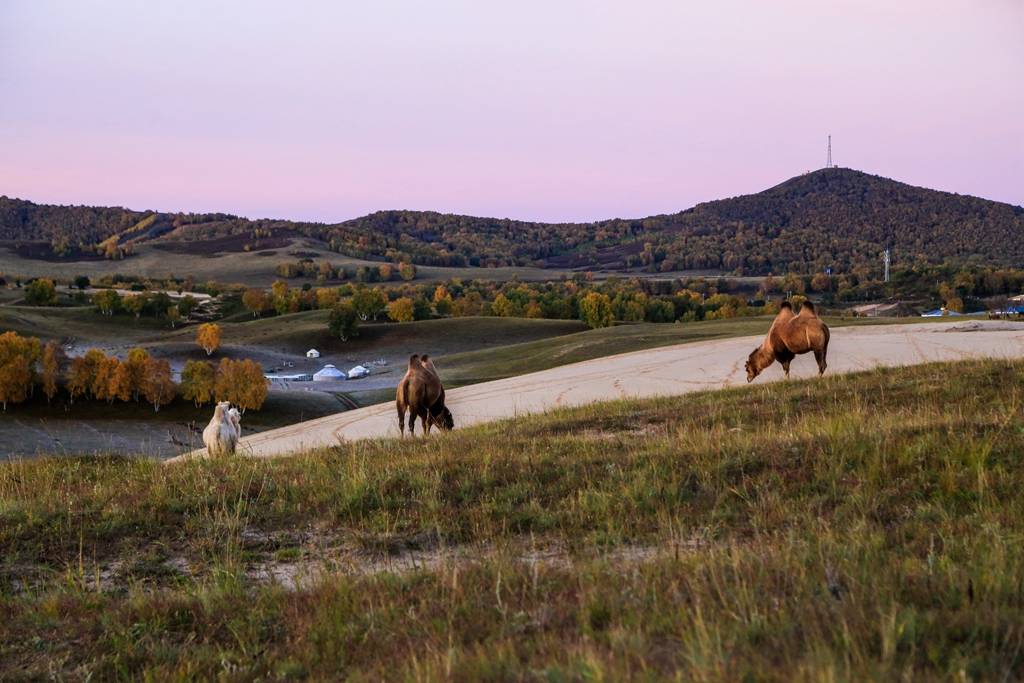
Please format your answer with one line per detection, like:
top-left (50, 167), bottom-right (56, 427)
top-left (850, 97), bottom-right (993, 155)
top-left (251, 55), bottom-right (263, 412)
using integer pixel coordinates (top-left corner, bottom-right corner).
top-left (2, 359), bottom-right (1023, 680)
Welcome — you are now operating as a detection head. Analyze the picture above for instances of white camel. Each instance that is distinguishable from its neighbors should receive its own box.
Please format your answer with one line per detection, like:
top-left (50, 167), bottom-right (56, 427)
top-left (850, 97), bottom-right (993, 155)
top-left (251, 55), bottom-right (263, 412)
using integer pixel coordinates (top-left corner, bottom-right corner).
top-left (227, 407), bottom-right (242, 440)
top-left (203, 401), bottom-right (239, 456)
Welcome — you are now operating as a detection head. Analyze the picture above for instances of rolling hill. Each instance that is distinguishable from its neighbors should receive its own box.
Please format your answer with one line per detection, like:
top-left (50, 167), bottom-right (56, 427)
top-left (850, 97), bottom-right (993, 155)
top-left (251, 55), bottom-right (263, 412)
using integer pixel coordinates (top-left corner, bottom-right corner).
top-left (3, 168), bottom-right (1022, 275)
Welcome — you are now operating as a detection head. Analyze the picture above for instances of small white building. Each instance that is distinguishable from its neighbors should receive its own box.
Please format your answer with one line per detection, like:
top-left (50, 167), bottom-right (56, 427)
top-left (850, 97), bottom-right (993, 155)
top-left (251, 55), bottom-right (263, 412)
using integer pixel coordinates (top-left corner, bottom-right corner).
top-left (306, 349), bottom-right (321, 359)
top-left (313, 364), bottom-right (344, 382)
top-left (347, 365), bottom-right (370, 379)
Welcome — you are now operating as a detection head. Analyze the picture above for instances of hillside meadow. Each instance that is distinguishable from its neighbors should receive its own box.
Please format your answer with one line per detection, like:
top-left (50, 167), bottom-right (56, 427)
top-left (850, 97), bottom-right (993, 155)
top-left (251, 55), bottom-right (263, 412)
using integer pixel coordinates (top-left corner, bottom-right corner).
top-left (2, 359), bottom-right (1023, 680)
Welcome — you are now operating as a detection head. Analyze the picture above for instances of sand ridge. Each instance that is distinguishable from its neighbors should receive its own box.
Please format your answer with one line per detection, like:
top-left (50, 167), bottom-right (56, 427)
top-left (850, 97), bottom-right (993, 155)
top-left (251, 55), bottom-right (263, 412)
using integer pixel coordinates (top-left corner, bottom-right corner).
top-left (168, 321), bottom-right (1024, 461)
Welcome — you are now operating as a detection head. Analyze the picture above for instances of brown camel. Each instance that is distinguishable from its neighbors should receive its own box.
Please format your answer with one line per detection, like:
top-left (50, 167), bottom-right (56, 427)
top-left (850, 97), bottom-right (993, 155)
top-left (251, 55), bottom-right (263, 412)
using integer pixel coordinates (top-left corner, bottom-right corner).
top-left (745, 301), bottom-right (830, 382)
top-left (397, 354), bottom-right (454, 436)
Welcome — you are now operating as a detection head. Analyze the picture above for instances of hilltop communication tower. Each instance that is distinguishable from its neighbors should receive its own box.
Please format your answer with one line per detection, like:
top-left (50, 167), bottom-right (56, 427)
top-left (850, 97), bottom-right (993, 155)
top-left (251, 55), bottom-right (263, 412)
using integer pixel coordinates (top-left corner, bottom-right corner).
top-left (826, 135), bottom-right (833, 169)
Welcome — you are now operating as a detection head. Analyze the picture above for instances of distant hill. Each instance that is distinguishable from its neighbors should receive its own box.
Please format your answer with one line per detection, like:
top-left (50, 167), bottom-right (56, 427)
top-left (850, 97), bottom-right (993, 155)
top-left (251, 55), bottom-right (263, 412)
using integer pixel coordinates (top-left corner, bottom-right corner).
top-left (3, 168), bottom-right (1022, 274)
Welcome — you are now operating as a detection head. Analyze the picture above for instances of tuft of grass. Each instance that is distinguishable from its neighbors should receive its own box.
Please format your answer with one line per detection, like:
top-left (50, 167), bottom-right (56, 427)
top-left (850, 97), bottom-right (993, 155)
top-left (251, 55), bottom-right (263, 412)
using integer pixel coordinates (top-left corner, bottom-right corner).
top-left (2, 359), bottom-right (1024, 679)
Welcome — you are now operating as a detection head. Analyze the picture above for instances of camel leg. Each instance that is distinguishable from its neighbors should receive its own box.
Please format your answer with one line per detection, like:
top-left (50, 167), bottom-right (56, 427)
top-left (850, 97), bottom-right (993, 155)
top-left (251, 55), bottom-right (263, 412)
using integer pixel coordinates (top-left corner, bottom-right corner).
top-left (422, 411), bottom-right (432, 436)
top-left (781, 359), bottom-right (792, 378)
top-left (397, 405), bottom-right (407, 437)
top-left (815, 347), bottom-right (828, 376)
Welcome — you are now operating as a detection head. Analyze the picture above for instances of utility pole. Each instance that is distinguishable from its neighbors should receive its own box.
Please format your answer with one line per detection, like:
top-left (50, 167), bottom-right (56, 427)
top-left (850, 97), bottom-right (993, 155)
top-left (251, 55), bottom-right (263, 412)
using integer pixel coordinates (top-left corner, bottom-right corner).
top-left (826, 135), bottom-right (832, 169)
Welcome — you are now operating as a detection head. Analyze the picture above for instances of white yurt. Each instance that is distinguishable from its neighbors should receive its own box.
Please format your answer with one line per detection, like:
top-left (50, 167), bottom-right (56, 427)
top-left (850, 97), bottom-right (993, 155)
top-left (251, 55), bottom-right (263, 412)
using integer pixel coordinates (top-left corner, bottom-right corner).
top-left (347, 365), bottom-right (369, 379)
top-left (313, 364), bottom-right (344, 381)
top-left (306, 349), bottom-right (321, 359)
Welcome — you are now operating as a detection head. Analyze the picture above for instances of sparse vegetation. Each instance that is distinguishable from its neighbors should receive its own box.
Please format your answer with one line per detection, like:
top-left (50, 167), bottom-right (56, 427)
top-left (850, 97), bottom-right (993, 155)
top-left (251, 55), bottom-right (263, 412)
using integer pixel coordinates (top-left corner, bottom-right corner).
top-left (2, 359), bottom-right (1023, 679)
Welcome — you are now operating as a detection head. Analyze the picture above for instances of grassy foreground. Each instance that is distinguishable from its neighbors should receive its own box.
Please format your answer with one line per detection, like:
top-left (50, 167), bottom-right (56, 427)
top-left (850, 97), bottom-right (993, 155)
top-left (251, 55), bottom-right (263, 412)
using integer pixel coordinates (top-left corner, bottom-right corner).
top-left (3, 359), bottom-right (1024, 680)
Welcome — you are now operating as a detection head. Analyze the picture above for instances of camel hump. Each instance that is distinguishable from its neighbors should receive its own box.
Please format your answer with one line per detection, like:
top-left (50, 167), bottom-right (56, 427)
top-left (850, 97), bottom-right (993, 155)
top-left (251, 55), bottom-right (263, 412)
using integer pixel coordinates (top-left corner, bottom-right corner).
top-left (779, 301), bottom-right (793, 311)
top-left (800, 300), bottom-right (817, 315)
top-left (407, 354), bottom-right (420, 369)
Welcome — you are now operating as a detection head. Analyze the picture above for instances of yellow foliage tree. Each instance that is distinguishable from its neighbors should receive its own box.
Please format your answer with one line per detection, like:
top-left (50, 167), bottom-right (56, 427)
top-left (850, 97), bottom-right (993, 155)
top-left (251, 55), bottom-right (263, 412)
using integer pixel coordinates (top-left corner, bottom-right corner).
top-left (214, 358), bottom-right (267, 413)
top-left (92, 356), bottom-right (121, 403)
top-left (315, 287), bottom-right (339, 309)
top-left (242, 288), bottom-right (267, 317)
top-left (141, 358), bottom-right (175, 412)
top-left (196, 323), bottom-right (221, 356)
top-left (181, 360), bottom-right (215, 407)
top-left (0, 331), bottom-right (40, 411)
top-left (41, 341), bottom-right (64, 404)
top-left (388, 297), bottom-right (415, 323)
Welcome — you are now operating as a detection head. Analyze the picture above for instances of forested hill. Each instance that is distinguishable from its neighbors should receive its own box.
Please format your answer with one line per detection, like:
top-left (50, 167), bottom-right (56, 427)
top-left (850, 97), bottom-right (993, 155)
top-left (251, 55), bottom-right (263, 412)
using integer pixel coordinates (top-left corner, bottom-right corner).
top-left (3, 168), bottom-right (1022, 274)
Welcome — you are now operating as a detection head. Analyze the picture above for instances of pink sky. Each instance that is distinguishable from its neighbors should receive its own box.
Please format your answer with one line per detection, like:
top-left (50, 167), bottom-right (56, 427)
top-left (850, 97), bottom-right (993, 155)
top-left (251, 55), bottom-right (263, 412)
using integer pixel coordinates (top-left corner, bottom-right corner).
top-left (1, 0), bottom-right (1021, 223)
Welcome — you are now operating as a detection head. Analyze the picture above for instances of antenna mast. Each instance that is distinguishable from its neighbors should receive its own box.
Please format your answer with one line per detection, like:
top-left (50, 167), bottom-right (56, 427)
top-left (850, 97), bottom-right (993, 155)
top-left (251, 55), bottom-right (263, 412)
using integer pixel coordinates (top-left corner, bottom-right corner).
top-left (826, 135), bottom-right (833, 169)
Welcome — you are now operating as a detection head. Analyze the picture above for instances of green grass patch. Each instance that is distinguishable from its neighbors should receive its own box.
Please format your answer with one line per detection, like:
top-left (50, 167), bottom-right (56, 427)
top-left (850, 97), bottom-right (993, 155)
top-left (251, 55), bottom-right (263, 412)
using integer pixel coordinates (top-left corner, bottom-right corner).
top-left (2, 358), bottom-right (1023, 679)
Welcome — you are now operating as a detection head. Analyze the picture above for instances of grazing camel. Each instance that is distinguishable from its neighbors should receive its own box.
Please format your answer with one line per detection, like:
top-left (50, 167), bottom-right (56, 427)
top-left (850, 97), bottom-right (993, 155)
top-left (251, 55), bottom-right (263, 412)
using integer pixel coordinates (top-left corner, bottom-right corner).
top-left (397, 354), bottom-right (454, 436)
top-left (745, 301), bottom-right (830, 382)
top-left (203, 401), bottom-right (239, 455)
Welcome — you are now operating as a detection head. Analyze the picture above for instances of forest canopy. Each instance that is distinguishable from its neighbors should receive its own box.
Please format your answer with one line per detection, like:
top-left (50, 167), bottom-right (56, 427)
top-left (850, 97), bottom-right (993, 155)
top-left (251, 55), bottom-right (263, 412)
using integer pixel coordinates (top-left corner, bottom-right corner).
top-left (2, 168), bottom-right (1022, 274)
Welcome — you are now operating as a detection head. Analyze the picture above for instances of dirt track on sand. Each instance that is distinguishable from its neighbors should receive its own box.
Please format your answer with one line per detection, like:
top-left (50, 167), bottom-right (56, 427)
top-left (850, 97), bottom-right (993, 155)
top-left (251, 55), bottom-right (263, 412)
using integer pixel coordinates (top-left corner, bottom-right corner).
top-left (169, 321), bottom-right (1024, 461)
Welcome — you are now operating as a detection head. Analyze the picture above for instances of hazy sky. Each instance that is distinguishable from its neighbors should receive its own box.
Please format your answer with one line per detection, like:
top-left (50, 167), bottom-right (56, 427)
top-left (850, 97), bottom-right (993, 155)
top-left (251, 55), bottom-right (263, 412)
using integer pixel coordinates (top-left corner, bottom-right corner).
top-left (1, 0), bottom-right (1021, 222)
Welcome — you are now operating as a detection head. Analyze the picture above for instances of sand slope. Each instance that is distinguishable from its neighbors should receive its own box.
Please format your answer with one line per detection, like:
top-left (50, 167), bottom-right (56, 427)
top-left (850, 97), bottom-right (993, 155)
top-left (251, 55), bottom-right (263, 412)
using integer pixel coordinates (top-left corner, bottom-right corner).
top-left (170, 321), bottom-right (1024, 461)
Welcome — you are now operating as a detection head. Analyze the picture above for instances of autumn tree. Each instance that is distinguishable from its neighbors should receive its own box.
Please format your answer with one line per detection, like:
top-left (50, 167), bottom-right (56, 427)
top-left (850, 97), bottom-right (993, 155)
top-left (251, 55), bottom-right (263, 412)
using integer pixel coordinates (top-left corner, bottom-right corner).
top-left (92, 356), bottom-right (122, 404)
top-left (328, 302), bottom-right (360, 341)
top-left (452, 291), bottom-right (484, 317)
top-left (123, 348), bottom-right (149, 401)
top-left (214, 358), bottom-right (267, 413)
top-left (93, 289), bottom-right (121, 316)
top-left (810, 272), bottom-right (833, 293)
top-left (0, 332), bottom-right (40, 410)
top-left (196, 323), bottom-right (221, 356)
top-left (781, 273), bottom-right (806, 296)
top-left (123, 294), bottom-right (145, 319)
top-left (315, 287), bottom-right (339, 310)
top-left (271, 280), bottom-right (290, 315)
top-left (181, 359), bottom-right (216, 407)
top-left (166, 305), bottom-right (181, 328)
top-left (242, 288), bottom-right (268, 317)
top-left (25, 278), bottom-right (58, 306)
top-left (579, 292), bottom-right (613, 329)
top-left (67, 349), bottom-right (106, 403)
top-left (141, 358), bottom-right (176, 412)
top-left (352, 287), bottom-right (387, 321)
top-left (491, 293), bottom-right (518, 317)
top-left (237, 359), bottom-right (268, 413)
top-left (41, 341), bottom-right (64, 404)
top-left (388, 297), bottom-right (415, 322)
top-left (111, 361), bottom-right (133, 402)
top-left (399, 262), bottom-right (416, 281)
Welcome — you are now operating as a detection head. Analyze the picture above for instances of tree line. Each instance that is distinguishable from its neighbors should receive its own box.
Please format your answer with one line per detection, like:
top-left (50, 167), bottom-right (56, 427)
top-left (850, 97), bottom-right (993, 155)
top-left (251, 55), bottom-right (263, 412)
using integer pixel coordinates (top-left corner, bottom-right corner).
top-left (6, 168), bottom-right (1023, 275)
top-left (0, 331), bottom-right (266, 413)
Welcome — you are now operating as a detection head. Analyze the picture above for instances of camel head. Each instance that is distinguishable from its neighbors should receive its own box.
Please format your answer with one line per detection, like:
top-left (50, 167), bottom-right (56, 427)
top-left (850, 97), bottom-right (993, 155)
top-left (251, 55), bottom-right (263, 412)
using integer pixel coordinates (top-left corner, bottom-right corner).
top-left (213, 401), bottom-right (230, 417)
top-left (430, 405), bottom-right (454, 431)
top-left (745, 347), bottom-right (772, 383)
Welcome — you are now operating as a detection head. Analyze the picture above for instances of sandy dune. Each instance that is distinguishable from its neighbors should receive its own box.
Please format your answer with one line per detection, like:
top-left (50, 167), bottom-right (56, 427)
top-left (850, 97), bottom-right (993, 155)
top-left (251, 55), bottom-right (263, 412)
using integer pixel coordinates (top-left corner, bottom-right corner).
top-left (170, 321), bottom-right (1024, 461)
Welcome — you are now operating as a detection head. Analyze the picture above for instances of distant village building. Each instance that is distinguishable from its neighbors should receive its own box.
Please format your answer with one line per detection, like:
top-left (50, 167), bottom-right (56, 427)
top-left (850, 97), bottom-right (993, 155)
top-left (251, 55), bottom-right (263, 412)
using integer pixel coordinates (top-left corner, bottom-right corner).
top-left (313, 364), bottom-right (344, 381)
top-left (306, 349), bottom-right (321, 359)
top-left (347, 365), bottom-right (370, 379)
